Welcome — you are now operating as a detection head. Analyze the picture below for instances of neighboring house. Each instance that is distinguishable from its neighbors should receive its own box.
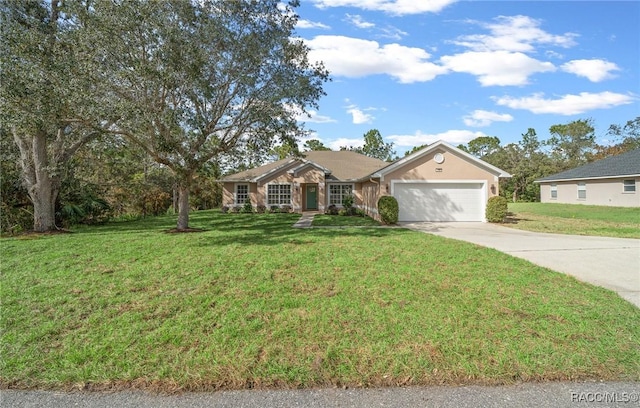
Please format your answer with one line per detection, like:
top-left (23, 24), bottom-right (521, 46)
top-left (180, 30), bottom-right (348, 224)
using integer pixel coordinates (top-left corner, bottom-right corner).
top-left (535, 148), bottom-right (640, 207)
top-left (221, 140), bottom-right (511, 222)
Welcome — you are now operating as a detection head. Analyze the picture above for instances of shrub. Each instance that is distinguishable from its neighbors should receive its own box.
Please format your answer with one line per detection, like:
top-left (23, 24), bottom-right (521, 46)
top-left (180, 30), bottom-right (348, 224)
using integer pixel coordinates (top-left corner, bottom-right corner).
top-left (281, 205), bottom-right (292, 213)
top-left (326, 204), bottom-right (339, 215)
top-left (230, 206), bottom-right (241, 213)
top-left (486, 196), bottom-right (508, 223)
top-left (270, 205), bottom-right (280, 213)
top-left (342, 194), bottom-right (354, 209)
top-left (221, 206), bottom-right (230, 214)
top-left (378, 195), bottom-right (398, 224)
top-left (355, 208), bottom-right (366, 217)
top-left (338, 209), bottom-right (347, 216)
top-left (240, 201), bottom-right (253, 213)
top-left (256, 205), bottom-right (266, 214)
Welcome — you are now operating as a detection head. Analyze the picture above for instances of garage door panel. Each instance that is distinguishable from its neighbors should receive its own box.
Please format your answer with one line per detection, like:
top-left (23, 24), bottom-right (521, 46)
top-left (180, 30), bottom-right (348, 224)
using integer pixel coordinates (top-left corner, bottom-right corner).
top-left (394, 182), bottom-right (484, 222)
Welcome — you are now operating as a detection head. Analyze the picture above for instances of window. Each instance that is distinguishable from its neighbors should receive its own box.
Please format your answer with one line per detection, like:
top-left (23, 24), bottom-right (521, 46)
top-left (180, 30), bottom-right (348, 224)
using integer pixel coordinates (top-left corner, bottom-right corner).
top-left (267, 184), bottom-right (291, 205)
top-left (235, 184), bottom-right (248, 204)
top-left (550, 184), bottom-right (557, 199)
top-left (577, 182), bottom-right (586, 199)
top-left (329, 184), bottom-right (353, 206)
top-left (623, 180), bottom-right (636, 193)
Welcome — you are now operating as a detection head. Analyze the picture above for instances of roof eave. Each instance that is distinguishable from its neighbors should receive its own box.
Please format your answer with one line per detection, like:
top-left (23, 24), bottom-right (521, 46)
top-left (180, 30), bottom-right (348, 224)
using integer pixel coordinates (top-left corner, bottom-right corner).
top-left (535, 173), bottom-right (640, 183)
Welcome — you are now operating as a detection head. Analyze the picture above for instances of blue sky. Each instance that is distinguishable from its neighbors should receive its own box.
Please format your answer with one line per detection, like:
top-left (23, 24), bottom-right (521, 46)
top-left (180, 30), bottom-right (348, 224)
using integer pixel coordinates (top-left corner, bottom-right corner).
top-left (292, 0), bottom-right (639, 156)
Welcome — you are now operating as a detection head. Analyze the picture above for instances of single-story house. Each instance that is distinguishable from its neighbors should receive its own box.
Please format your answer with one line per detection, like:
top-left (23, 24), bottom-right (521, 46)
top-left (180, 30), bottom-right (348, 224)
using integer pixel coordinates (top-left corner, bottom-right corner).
top-left (535, 148), bottom-right (640, 207)
top-left (221, 140), bottom-right (511, 222)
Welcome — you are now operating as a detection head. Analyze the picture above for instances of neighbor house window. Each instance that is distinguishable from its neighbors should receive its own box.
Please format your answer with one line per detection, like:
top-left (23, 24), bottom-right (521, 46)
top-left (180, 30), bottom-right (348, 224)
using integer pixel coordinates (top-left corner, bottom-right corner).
top-left (235, 184), bottom-right (248, 204)
top-left (623, 179), bottom-right (636, 193)
top-left (550, 184), bottom-right (557, 199)
top-left (329, 184), bottom-right (353, 206)
top-left (577, 182), bottom-right (586, 199)
top-left (267, 184), bottom-right (291, 205)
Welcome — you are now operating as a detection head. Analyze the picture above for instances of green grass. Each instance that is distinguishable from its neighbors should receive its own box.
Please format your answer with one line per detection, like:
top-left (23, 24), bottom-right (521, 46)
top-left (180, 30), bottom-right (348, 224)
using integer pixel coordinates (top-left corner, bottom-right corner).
top-left (506, 203), bottom-right (640, 238)
top-left (312, 214), bottom-right (381, 227)
top-left (1, 210), bottom-right (639, 391)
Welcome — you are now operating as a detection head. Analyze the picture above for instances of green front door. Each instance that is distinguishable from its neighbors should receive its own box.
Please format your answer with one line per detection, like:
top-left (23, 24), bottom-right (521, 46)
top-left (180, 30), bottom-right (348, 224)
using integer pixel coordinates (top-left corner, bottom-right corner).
top-left (306, 185), bottom-right (317, 210)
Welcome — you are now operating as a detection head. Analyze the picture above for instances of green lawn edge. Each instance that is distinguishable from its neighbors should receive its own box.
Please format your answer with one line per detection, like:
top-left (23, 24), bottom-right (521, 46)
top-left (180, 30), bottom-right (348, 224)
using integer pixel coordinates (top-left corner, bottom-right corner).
top-left (505, 203), bottom-right (640, 239)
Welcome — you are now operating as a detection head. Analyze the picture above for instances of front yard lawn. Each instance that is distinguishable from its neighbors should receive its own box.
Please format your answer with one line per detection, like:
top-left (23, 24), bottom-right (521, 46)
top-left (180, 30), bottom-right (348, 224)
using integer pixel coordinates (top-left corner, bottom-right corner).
top-left (312, 214), bottom-right (381, 227)
top-left (1, 210), bottom-right (639, 391)
top-left (506, 203), bottom-right (640, 238)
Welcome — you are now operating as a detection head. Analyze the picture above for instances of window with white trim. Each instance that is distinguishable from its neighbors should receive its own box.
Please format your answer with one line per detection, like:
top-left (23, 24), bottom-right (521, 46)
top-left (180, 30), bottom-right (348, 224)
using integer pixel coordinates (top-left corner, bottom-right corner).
top-left (267, 184), bottom-right (291, 205)
top-left (550, 183), bottom-right (557, 199)
top-left (235, 184), bottom-right (248, 204)
top-left (329, 184), bottom-right (353, 206)
top-left (623, 179), bottom-right (636, 193)
top-left (577, 182), bottom-right (586, 199)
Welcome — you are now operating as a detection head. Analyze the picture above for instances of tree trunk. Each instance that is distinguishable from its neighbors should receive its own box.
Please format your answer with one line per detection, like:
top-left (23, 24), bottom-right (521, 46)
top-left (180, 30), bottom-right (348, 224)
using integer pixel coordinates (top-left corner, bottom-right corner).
top-left (176, 182), bottom-right (190, 230)
top-left (30, 178), bottom-right (59, 232)
top-left (14, 129), bottom-right (60, 232)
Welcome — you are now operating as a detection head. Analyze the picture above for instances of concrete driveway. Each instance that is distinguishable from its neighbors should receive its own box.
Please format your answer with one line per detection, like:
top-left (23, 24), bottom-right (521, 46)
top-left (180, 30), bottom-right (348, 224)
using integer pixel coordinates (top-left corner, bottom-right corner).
top-left (400, 222), bottom-right (640, 308)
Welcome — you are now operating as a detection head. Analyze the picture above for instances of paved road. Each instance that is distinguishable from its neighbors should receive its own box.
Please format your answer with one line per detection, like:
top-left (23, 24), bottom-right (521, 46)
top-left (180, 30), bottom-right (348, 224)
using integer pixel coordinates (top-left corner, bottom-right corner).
top-left (400, 222), bottom-right (640, 308)
top-left (3, 382), bottom-right (640, 408)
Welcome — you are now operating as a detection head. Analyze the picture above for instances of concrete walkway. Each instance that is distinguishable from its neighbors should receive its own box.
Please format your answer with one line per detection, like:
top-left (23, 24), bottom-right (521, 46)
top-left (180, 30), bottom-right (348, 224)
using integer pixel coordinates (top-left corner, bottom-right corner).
top-left (292, 211), bottom-right (319, 228)
top-left (400, 222), bottom-right (640, 308)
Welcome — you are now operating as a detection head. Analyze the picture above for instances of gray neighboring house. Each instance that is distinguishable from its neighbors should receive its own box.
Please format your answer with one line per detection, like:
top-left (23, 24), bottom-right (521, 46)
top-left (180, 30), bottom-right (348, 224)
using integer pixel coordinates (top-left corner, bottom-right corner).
top-left (535, 148), bottom-right (640, 207)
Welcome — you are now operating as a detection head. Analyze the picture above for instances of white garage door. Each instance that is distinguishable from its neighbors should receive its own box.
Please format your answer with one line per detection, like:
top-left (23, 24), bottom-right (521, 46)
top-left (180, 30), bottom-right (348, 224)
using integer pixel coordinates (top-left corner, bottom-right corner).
top-left (394, 182), bottom-right (485, 222)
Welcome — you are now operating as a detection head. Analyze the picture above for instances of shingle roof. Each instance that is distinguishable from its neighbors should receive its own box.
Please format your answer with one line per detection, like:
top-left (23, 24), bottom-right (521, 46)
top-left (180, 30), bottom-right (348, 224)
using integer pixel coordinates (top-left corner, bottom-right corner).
top-left (221, 157), bottom-right (295, 182)
top-left (536, 148), bottom-right (640, 182)
top-left (303, 150), bottom-right (388, 180)
top-left (221, 150), bottom-right (389, 182)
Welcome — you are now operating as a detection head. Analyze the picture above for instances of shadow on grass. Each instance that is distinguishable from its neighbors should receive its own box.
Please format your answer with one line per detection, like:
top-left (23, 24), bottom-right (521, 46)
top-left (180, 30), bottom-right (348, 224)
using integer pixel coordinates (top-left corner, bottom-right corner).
top-left (64, 210), bottom-right (404, 248)
top-left (196, 213), bottom-right (400, 247)
top-left (503, 212), bottom-right (531, 225)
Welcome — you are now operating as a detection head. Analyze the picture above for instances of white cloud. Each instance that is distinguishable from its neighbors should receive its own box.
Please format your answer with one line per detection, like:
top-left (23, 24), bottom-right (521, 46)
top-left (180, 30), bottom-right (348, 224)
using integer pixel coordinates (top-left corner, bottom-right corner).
top-left (296, 19), bottom-right (331, 29)
top-left (328, 137), bottom-right (365, 150)
top-left (493, 91), bottom-right (635, 115)
top-left (345, 104), bottom-right (375, 124)
top-left (452, 15), bottom-right (578, 53)
top-left (440, 51), bottom-right (556, 86)
top-left (346, 14), bottom-right (375, 29)
top-left (387, 129), bottom-right (488, 147)
top-left (378, 26), bottom-right (408, 41)
top-left (306, 35), bottom-right (448, 83)
top-left (297, 109), bottom-right (337, 123)
top-left (463, 110), bottom-right (514, 127)
top-left (312, 0), bottom-right (457, 15)
top-left (560, 59), bottom-right (620, 82)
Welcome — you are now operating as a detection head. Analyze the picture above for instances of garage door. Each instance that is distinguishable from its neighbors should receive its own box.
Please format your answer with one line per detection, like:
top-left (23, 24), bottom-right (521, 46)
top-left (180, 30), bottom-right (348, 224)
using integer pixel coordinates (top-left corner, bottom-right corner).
top-left (394, 182), bottom-right (485, 222)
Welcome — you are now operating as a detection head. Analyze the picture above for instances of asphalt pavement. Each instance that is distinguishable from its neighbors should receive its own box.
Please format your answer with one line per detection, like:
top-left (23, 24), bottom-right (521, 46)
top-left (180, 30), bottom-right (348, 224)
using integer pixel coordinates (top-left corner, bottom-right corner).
top-left (400, 222), bottom-right (640, 308)
top-left (3, 382), bottom-right (640, 408)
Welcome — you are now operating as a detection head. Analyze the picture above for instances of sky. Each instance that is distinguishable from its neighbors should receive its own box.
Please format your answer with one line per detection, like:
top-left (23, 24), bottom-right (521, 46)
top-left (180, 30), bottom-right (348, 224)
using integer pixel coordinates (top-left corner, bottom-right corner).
top-left (291, 0), bottom-right (639, 156)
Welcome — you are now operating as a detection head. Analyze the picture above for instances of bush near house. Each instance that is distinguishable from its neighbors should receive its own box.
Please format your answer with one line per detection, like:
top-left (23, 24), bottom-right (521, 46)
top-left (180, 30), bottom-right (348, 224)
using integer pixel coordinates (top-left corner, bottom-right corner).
top-left (486, 196), bottom-right (508, 223)
top-left (378, 195), bottom-right (399, 224)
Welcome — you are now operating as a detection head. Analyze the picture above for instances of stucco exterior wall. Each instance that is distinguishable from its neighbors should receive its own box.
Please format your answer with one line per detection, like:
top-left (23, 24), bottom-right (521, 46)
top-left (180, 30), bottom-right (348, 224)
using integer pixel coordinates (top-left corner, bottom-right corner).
top-left (221, 182), bottom-right (259, 207)
top-left (539, 177), bottom-right (640, 207)
top-left (360, 180), bottom-right (382, 218)
top-left (223, 165), bottom-right (327, 212)
top-left (380, 149), bottom-right (500, 198)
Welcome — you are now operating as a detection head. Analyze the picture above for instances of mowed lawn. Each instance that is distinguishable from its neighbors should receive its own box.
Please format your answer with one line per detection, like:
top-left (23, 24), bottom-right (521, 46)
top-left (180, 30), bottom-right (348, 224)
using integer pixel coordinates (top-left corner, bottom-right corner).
top-left (1, 210), bottom-right (639, 391)
top-left (506, 202), bottom-right (640, 238)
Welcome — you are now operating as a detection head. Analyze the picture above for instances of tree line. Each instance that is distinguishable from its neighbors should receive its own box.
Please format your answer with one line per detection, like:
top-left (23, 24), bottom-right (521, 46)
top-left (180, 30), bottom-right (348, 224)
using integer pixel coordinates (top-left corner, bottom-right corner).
top-left (457, 117), bottom-right (640, 202)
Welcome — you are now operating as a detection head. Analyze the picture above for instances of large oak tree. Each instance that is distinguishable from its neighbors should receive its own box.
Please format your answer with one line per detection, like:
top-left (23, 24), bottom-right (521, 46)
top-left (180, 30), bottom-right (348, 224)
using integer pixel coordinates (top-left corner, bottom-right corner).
top-left (85, 0), bottom-right (328, 230)
top-left (1, 0), bottom-right (108, 232)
